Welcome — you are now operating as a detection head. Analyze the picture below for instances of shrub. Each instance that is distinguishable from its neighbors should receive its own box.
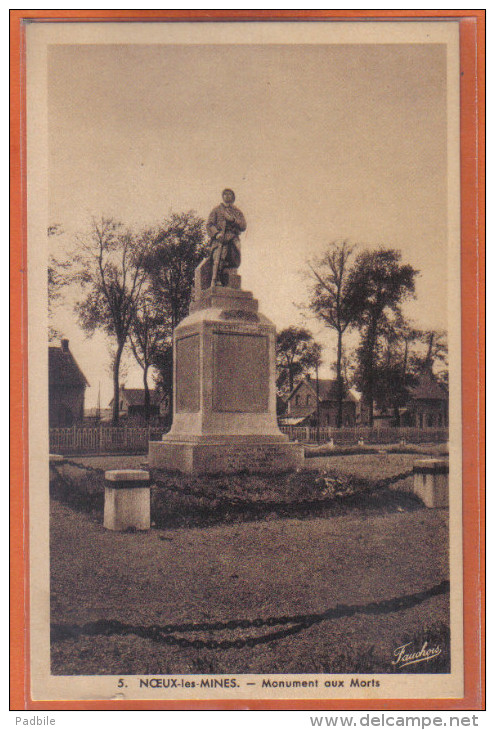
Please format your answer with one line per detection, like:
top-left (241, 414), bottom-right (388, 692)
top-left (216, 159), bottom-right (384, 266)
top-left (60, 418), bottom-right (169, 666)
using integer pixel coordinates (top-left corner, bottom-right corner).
top-left (50, 461), bottom-right (421, 530)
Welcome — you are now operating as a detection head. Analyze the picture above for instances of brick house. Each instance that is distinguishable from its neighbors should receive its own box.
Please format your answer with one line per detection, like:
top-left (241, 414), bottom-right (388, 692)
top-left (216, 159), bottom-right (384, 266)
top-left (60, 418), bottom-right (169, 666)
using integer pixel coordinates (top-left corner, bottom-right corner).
top-left (281, 376), bottom-right (358, 427)
top-left (49, 339), bottom-right (89, 427)
top-left (399, 370), bottom-right (449, 428)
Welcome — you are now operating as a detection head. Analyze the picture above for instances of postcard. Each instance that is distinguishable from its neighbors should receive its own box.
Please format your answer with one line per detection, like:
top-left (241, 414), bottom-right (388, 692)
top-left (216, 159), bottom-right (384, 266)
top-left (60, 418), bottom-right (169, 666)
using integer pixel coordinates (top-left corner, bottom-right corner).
top-left (10, 10), bottom-right (484, 710)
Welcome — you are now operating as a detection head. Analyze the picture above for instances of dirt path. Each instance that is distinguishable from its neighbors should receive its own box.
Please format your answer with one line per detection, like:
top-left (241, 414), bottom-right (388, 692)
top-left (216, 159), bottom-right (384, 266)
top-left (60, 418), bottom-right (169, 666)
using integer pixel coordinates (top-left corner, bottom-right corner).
top-left (50, 498), bottom-right (449, 675)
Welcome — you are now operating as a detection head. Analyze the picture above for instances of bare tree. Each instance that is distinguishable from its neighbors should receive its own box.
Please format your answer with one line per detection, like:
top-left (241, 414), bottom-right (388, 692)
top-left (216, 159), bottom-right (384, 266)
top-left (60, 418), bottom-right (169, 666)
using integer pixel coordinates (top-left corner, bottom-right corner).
top-left (422, 329), bottom-right (448, 372)
top-left (306, 241), bottom-right (357, 427)
top-left (71, 217), bottom-right (148, 423)
top-left (47, 225), bottom-right (70, 341)
top-left (129, 290), bottom-right (170, 421)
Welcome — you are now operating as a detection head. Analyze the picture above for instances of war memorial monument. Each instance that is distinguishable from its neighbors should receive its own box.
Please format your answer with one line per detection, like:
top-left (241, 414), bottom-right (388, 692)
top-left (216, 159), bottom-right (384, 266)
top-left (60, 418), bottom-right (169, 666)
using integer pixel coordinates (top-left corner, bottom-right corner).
top-left (149, 190), bottom-right (304, 474)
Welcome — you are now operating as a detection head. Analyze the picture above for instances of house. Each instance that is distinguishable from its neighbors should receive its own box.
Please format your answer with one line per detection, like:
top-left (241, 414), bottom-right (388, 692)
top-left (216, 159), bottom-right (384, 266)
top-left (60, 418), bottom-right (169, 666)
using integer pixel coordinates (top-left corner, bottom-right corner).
top-left (399, 370), bottom-right (448, 428)
top-left (356, 395), bottom-right (395, 428)
top-left (281, 376), bottom-right (358, 427)
top-left (109, 386), bottom-right (168, 421)
top-left (49, 339), bottom-right (89, 427)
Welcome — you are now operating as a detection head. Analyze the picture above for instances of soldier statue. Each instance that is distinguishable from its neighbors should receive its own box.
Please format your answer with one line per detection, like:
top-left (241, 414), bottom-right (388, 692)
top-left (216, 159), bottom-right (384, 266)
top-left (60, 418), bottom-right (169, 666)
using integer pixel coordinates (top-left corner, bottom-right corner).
top-left (206, 189), bottom-right (247, 287)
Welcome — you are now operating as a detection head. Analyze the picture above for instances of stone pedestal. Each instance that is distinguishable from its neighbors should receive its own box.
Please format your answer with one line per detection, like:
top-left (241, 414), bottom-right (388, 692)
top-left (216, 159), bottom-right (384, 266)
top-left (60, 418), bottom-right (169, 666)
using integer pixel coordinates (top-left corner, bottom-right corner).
top-left (149, 271), bottom-right (303, 474)
top-left (413, 459), bottom-right (449, 508)
top-left (104, 470), bottom-right (151, 531)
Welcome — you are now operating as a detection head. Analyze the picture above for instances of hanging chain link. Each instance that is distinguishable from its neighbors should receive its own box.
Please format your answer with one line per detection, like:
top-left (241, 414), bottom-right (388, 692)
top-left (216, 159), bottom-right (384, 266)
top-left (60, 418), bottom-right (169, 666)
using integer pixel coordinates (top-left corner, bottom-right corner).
top-left (51, 459), bottom-right (415, 496)
top-left (52, 580), bottom-right (449, 651)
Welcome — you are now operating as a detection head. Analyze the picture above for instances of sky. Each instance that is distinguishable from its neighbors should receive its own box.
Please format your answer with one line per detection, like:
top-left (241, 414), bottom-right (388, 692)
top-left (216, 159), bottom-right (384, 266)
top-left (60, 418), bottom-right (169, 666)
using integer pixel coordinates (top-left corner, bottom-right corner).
top-left (48, 42), bottom-right (449, 408)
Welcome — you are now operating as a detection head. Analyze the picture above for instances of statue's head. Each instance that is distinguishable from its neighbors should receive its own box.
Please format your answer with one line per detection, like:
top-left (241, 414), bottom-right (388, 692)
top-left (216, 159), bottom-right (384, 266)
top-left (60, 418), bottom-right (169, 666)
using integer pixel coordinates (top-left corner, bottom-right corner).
top-left (222, 188), bottom-right (235, 205)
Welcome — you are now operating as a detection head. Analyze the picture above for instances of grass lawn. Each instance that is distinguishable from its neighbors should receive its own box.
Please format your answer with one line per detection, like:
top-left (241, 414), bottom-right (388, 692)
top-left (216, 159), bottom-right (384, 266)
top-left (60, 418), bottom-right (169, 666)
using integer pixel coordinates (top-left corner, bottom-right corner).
top-left (50, 449), bottom-right (450, 676)
top-left (70, 444), bottom-right (447, 474)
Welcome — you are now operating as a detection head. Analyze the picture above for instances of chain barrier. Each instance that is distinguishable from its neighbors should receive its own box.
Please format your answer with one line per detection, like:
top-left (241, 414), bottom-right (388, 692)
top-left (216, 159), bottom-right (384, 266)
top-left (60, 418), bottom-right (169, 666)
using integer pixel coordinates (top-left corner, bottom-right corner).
top-left (51, 458), bottom-right (415, 500)
top-left (50, 460), bottom-right (416, 530)
top-left (50, 458), bottom-right (106, 476)
top-left (374, 469), bottom-right (415, 489)
top-left (51, 580), bottom-right (449, 650)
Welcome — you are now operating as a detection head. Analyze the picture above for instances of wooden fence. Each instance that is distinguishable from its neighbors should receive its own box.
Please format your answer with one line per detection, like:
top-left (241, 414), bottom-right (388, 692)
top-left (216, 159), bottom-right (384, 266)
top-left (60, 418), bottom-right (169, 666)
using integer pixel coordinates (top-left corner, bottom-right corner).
top-left (279, 425), bottom-right (448, 444)
top-left (50, 424), bottom-right (448, 454)
top-left (49, 425), bottom-right (164, 455)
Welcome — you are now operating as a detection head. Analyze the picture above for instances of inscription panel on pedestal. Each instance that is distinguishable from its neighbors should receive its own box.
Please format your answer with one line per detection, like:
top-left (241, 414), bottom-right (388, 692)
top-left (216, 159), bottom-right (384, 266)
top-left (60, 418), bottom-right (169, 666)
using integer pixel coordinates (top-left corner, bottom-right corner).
top-left (176, 334), bottom-right (200, 412)
top-left (213, 332), bottom-right (269, 412)
top-left (222, 446), bottom-right (280, 470)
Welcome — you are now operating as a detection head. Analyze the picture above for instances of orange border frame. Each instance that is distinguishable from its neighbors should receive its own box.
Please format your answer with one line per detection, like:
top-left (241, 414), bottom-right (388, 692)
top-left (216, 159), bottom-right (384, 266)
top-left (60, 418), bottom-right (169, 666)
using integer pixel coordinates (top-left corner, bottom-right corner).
top-left (10, 9), bottom-right (485, 711)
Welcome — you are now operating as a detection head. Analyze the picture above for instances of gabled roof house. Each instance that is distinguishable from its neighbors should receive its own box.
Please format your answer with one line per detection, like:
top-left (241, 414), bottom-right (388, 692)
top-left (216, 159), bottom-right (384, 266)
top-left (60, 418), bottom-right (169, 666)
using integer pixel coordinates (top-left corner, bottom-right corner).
top-left (281, 376), bottom-right (358, 427)
top-left (49, 339), bottom-right (89, 427)
top-left (400, 370), bottom-right (448, 428)
top-left (109, 386), bottom-right (168, 420)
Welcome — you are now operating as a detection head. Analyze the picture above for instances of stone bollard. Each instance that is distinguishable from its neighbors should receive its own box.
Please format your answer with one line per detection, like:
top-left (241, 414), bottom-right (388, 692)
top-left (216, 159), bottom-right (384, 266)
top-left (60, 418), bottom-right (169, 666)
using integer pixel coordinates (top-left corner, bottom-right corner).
top-left (413, 459), bottom-right (449, 508)
top-left (104, 470), bottom-right (151, 531)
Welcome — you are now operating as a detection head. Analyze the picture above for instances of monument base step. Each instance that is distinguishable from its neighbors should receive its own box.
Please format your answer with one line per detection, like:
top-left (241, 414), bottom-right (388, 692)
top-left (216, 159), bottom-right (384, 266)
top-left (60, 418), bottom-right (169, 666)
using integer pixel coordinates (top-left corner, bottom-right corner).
top-left (148, 438), bottom-right (304, 474)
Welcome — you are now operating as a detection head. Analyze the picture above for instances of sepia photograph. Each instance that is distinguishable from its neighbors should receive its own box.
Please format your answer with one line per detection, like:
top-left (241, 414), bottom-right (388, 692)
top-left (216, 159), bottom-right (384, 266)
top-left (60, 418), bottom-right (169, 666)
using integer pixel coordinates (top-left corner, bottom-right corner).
top-left (11, 12), bottom-right (483, 708)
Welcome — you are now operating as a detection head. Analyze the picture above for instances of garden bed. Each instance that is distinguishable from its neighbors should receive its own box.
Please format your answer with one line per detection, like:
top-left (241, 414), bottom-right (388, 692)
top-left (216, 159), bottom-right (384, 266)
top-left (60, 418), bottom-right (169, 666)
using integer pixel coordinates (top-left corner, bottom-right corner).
top-left (49, 452), bottom-right (428, 531)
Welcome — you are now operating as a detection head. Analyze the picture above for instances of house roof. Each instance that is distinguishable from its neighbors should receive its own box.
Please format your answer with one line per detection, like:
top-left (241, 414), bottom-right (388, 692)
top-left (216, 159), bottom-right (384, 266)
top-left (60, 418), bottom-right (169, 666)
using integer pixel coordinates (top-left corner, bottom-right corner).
top-left (407, 371), bottom-right (448, 401)
top-left (49, 345), bottom-right (89, 388)
top-left (109, 388), bottom-right (164, 407)
top-left (289, 377), bottom-right (357, 403)
top-left (124, 388), bottom-right (163, 406)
